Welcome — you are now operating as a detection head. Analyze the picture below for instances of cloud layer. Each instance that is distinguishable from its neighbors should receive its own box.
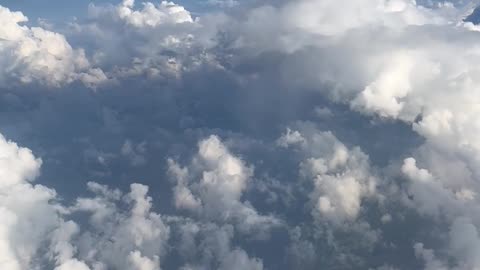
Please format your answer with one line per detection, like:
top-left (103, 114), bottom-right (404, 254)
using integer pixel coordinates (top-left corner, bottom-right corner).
top-left (2, 0), bottom-right (480, 269)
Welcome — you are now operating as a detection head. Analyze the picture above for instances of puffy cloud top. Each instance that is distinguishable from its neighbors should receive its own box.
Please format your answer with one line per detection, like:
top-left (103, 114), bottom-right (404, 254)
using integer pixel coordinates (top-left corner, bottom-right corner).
top-left (117, 0), bottom-right (194, 26)
top-left (0, 6), bottom-right (106, 87)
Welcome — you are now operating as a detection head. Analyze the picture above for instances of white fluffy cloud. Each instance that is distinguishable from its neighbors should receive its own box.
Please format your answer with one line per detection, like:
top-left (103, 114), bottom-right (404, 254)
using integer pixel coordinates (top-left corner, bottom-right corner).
top-left (68, 182), bottom-right (170, 270)
top-left (281, 0), bottom-right (444, 36)
top-left (221, 1), bottom-right (480, 266)
top-left (402, 157), bottom-right (480, 269)
top-left (72, 0), bottom-right (221, 83)
top-left (116, 0), bottom-right (194, 27)
top-left (278, 125), bottom-right (377, 224)
top-left (0, 132), bottom-right (170, 270)
top-left (0, 133), bottom-right (58, 270)
top-left (0, 0), bottom-right (216, 87)
top-left (0, 6), bottom-right (106, 87)
top-left (168, 135), bottom-right (281, 236)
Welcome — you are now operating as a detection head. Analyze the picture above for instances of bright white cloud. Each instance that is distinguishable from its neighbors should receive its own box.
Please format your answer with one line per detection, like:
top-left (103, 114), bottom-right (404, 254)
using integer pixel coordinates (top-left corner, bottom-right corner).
top-left (0, 5), bottom-right (106, 87)
top-left (77, 0), bottom-right (220, 82)
top-left (168, 135), bottom-right (281, 236)
top-left (68, 182), bottom-right (170, 270)
top-left (0, 132), bottom-right (171, 270)
top-left (278, 124), bottom-right (377, 224)
top-left (282, 0), bottom-right (442, 36)
top-left (402, 157), bottom-right (480, 268)
top-left (221, 2), bottom-right (480, 266)
top-left (0, 133), bottom-right (59, 270)
top-left (116, 0), bottom-right (194, 27)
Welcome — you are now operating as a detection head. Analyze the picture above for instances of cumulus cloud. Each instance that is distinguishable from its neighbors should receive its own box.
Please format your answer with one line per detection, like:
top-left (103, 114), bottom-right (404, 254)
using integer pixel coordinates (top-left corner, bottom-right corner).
top-left (281, 0), bottom-right (445, 36)
top-left (168, 135), bottom-right (281, 237)
top-left (68, 182), bottom-right (170, 270)
top-left (171, 220), bottom-right (264, 270)
top-left (414, 242), bottom-right (448, 270)
top-left (278, 124), bottom-right (377, 224)
top-left (0, 132), bottom-right (170, 270)
top-left (208, 1), bottom-right (480, 266)
top-left (116, 0), bottom-right (194, 27)
top-left (0, 5), bottom-right (105, 87)
top-left (68, 0), bottom-right (222, 83)
top-left (0, 133), bottom-right (56, 270)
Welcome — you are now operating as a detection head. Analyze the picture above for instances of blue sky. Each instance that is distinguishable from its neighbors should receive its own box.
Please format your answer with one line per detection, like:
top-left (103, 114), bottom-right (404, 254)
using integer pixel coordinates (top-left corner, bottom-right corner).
top-left (0, 0), bottom-right (213, 20)
top-left (1, 0), bottom-right (112, 19)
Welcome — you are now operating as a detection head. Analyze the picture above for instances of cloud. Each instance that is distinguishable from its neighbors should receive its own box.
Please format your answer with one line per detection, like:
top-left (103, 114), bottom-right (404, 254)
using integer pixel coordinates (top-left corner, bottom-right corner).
top-left (210, 2), bottom-right (480, 266)
top-left (172, 220), bottom-right (264, 270)
top-left (0, 131), bottom-right (271, 269)
top-left (121, 139), bottom-right (147, 166)
top-left (0, 5), bottom-right (106, 87)
top-left (0, 131), bottom-right (170, 270)
top-left (116, 0), bottom-right (194, 27)
top-left (206, 0), bottom-right (239, 8)
top-left (0, 133), bottom-right (57, 270)
top-left (68, 182), bottom-right (170, 270)
top-left (280, 0), bottom-right (443, 36)
top-left (168, 135), bottom-right (281, 237)
top-left (278, 124), bottom-right (377, 224)
top-left (414, 243), bottom-right (448, 270)
top-left (66, 0), bottom-right (223, 84)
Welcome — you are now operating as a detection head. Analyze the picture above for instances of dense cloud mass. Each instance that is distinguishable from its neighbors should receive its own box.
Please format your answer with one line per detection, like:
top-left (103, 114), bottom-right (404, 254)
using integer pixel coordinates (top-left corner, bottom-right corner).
top-left (2, 0), bottom-right (480, 269)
